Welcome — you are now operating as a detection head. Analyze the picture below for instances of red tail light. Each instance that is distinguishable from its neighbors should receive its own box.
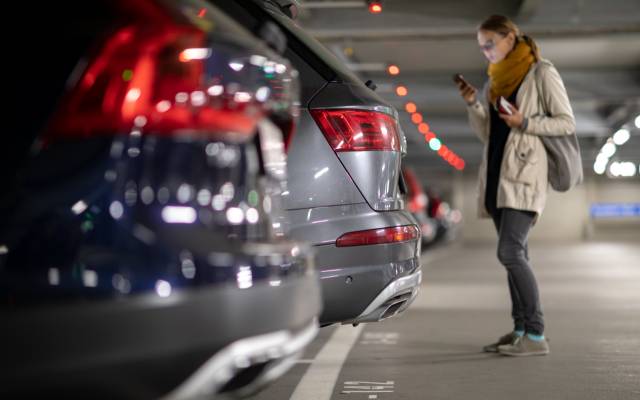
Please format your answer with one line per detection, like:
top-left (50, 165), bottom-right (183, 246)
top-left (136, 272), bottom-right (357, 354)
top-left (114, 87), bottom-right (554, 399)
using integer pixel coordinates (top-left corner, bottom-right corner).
top-left (336, 225), bottom-right (420, 247)
top-left (45, 1), bottom-right (259, 142)
top-left (310, 109), bottom-right (400, 152)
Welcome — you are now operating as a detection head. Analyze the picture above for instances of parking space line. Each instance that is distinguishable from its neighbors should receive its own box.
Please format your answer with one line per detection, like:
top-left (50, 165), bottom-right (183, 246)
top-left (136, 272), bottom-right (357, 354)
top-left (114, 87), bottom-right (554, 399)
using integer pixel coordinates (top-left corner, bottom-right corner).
top-left (289, 325), bottom-right (364, 400)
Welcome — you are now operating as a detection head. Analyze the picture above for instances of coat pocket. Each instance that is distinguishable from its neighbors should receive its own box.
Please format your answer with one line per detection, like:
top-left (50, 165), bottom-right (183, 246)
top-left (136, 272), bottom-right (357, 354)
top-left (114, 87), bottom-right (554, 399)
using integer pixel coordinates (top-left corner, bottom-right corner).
top-left (503, 141), bottom-right (538, 185)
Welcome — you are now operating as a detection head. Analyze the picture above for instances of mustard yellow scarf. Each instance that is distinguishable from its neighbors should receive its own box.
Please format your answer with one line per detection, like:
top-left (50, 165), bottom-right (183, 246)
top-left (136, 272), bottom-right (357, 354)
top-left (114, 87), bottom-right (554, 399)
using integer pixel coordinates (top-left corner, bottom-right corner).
top-left (488, 41), bottom-right (535, 104)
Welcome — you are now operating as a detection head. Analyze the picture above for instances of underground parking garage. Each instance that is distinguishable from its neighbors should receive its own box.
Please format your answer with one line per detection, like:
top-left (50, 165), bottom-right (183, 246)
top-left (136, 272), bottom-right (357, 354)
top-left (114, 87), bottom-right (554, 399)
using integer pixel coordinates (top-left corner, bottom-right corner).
top-left (2, 0), bottom-right (639, 399)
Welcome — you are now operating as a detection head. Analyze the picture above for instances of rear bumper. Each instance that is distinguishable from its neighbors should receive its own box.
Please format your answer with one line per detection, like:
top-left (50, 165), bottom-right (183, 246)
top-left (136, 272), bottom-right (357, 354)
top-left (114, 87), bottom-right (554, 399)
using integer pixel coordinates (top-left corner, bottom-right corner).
top-left (352, 268), bottom-right (422, 324)
top-left (314, 238), bottom-right (421, 325)
top-left (1, 272), bottom-right (321, 398)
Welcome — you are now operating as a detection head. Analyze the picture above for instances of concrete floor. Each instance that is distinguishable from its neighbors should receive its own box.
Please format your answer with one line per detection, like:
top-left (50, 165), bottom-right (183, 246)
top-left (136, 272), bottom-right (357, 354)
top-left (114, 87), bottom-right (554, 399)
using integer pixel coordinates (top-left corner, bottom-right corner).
top-left (246, 241), bottom-right (640, 400)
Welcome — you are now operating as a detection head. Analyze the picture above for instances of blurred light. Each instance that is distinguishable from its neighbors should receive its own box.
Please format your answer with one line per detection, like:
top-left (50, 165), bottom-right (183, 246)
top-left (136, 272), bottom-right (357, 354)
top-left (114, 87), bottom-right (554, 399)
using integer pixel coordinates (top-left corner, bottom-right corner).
top-left (635, 115), bottom-right (640, 129)
top-left (272, 222), bottom-right (281, 229)
top-left (387, 64), bottom-right (400, 75)
top-left (156, 100), bottom-right (171, 113)
top-left (368, 1), bottom-right (382, 13)
top-left (395, 86), bottom-right (408, 96)
top-left (255, 86), bottom-right (270, 102)
top-left (48, 268), bottom-right (60, 286)
top-left (234, 92), bottom-right (252, 103)
top-left (613, 128), bottom-right (630, 145)
top-left (263, 196), bottom-right (272, 213)
top-left (71, 200), bottom-right (88, 215)
top-left (198, 8), bottom-right (206, 18)
top-left (175, 92), bottom-right (189, 103)
top-left (411, 113), bottom-right (423, 124)
top-left (429, 138), bottom-right (441, 151)
top-left (250, 55), bottom-right (267, 66)
top-left (122, 69), bottom-right (133, 82)
top-left (155, 280), bottom-right (172, 297)
top-left (275, 63), bottom-right (287, 74)
top-left (177, 184), bottom-right (193, 203)
top-left (112, 274), bottom-right (131, 294)
top-left (418, 123), bottom-right (430, 134)
top-left (179, 48), bottom-right (211, 62)
top-left (314, 167), bottom-right (329, 179)
top-left (207, 85), bottom-right (224, 96)
top-left (141, 186), bottom-right (154, 204)
top-left (269, 280), bottom-right (282, 287)
top-left (197, 189), bottom-right (212, 206)
top-left (424, 132), bottom-right (436, 142)
top-left (594, 159), bottom-right (607, 175)
top-left (0, 245), bottom-right (8, 255)
top-left (246, 208), bottom-right (259, 224)
top-left (610, 161), bottom-right (636, 177)
top-left (226, 207), bottom-right (244, 224)
top-left (237, 266), bottom-right (253, 289)
top-left (157, 187), bottom-right (170, 204)
top-left (212, 195), bottom-right (226, 211)
top-left (109, 201), bottom-right (124, 220)
top-left (221, 182), bottom-right (235, 201)
top-left (181, 258), bottom-right (196, 279)
top-left (125, 88), bottom-right (141, 103)
top-left (343, 47), bottom-right (354, 57)
top-left (405, 102), bottom-right (417, 113)
top-left (83, 270), bottom-right (98, 288)
top-left (191, 91), bottom-right (206, 106)
top-left (134, 116), bottom-right (147, 127)
top-left (601, 142), bottom-right (616, 158)
top-left (162, 206), bottom-right (197, 224)
top-left (229, 61), bottom-right (244, 71)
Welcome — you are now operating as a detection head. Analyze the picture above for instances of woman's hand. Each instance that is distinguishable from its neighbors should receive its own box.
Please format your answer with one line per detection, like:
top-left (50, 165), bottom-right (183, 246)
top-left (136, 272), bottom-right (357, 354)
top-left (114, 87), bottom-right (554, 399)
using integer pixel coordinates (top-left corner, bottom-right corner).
top-left (456, 81), bottom-right (478, 105)
top-left (499, 105), bottom-right (525, 129)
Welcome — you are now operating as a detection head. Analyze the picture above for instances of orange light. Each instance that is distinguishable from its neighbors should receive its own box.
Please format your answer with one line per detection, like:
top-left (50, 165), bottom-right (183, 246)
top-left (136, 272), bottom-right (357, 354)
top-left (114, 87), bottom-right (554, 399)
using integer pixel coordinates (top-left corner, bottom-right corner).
top-left (369, 2), bottom-right (383, 13)
top-left (424, 132), bottom-right (436, 142)
top-left (418, 122), bottom-right (430, 134)
top-left (395, 86), bottom-right (408, 96)
top-left (198, 8), bottom-right (207, 18)
top-left (387, 64), bottom-right (400, 75)
top-left (405, 102), bottom-right (417, 113)
top-left (411, 113), bottom-right (423, 124)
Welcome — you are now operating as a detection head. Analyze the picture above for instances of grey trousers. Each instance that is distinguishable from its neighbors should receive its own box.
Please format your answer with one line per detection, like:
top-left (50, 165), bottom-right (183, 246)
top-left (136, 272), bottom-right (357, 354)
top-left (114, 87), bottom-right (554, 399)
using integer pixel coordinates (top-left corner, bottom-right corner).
top-left (491, 208), bottom-right (544, 335)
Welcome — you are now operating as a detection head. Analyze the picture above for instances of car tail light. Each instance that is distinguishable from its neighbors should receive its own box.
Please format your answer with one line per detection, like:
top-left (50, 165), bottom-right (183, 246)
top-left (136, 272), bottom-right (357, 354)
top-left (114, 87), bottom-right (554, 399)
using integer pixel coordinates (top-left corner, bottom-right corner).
top-left (310, 109), bottom-right (400, 152)
top-left (336, 225), bottom-right (419, 247)
top-left (45, 0), bottom-right (259, 143)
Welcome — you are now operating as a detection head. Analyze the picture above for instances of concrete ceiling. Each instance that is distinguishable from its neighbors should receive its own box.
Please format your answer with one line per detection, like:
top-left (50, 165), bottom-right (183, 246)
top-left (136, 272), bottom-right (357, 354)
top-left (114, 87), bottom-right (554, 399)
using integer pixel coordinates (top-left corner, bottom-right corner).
top-left (295, 0), bottom-right (640, 175)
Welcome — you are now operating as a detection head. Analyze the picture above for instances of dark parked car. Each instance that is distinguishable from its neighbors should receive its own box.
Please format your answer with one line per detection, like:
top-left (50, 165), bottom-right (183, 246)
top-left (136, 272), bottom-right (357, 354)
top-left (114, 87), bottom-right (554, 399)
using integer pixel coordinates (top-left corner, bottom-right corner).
top-left (0, 0), bottom-right (321, 398)
top-left (402, 167), bottom-right (438, 247)
top-left (214, 0), bottom-right (422, 327)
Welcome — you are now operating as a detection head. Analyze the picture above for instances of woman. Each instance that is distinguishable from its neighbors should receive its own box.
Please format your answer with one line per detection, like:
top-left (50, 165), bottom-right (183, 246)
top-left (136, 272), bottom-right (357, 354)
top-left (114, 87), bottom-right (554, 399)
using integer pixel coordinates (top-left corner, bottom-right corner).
top-left (456, 15), bottom-right (575, 356)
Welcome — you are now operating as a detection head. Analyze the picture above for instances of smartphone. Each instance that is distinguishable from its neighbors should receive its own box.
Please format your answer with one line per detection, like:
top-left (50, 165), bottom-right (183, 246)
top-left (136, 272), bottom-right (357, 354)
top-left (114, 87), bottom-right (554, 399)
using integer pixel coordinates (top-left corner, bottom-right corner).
top-left (453, 73), bottom-right (469, 88)
top-left (498, 96), bottom-right (514, 115)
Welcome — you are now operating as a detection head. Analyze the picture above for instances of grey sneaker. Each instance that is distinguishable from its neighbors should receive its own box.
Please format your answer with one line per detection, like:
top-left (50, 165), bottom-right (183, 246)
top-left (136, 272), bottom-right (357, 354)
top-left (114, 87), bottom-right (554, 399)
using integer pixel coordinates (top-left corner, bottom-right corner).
top-left (498, 335), bottom-right (550, 357)
top-left (482, 332), bottom-right (520, 353)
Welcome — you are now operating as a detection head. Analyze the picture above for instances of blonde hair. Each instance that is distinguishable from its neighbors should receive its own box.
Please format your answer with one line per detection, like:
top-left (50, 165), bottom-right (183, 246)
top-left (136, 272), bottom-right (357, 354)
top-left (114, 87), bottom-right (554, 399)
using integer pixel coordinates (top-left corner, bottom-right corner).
top-left (479, 15), bottom-right (540, 61)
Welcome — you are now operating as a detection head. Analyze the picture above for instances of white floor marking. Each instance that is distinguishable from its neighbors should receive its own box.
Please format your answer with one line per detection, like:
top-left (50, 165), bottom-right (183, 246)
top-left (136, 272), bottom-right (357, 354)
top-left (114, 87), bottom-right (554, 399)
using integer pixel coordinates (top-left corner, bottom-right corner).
top-left (289, 325), bottom-right (363, 400)
top-left (341, 381), bottom-right (395, 395)
top-left (360, 332), bottom-right (398, 345)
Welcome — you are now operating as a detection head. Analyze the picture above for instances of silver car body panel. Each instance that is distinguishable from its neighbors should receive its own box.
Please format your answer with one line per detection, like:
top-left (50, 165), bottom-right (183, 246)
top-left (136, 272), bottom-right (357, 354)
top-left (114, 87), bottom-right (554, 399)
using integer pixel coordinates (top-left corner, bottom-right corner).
top-left (337, 151), bottom-right (404, 211)
top-left (285, 203), bottom-right (416, 245)
top-left (313, 237), bottom-right (421, 325)
top-left (283, 109), bottom-right (365, 210)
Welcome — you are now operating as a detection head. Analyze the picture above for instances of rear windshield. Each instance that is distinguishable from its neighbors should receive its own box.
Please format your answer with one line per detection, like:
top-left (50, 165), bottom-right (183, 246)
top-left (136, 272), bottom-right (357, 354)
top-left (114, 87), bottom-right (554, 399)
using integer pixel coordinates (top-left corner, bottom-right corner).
top-left (259, 2), bottom-right (366, 85)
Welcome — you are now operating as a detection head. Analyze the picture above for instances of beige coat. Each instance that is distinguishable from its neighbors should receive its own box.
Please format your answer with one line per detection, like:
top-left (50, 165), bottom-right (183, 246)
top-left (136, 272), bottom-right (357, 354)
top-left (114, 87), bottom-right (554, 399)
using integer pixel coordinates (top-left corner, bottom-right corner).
top-left (467, 59), bottom-right (576, 219)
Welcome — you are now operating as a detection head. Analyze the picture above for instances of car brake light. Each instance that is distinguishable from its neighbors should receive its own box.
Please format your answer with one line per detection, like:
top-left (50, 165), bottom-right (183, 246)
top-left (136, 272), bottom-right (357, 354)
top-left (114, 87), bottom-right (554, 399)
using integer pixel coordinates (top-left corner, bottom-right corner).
top-left (310, 109), bottom-right (400, 152)
top-left (336, 225), bottom-right (419, 247)
top-left (45, 1), bottom-right (259, 143)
